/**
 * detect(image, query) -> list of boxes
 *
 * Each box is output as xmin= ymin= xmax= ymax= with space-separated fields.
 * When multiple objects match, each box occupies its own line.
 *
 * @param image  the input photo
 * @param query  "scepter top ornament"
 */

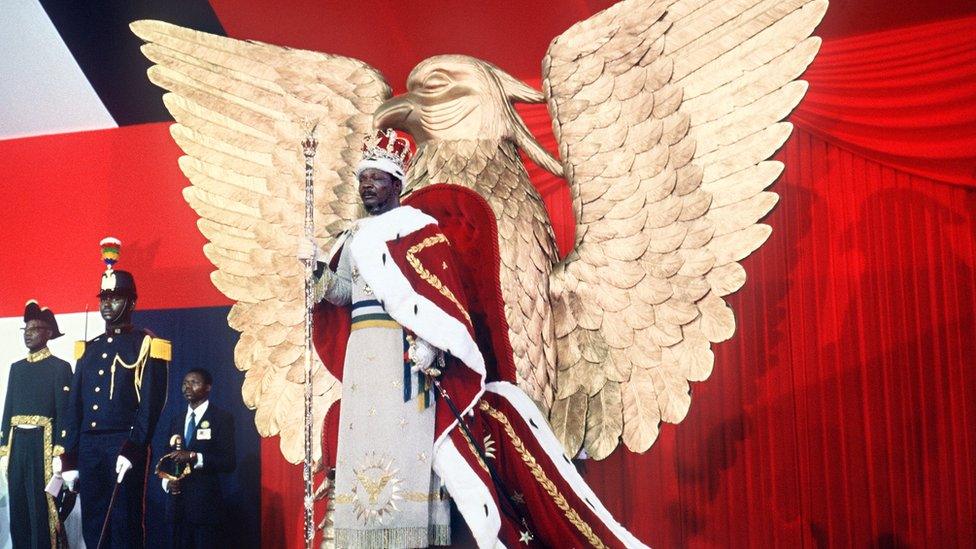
xmin=300 ymin=118 xmax=318 ymax=161
xmin=355 ymin=128 xmax=412 ymax=181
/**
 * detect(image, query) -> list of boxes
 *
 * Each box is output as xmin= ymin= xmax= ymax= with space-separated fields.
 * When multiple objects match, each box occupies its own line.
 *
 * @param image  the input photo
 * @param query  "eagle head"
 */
xmin=375 ymin=55 xmax=562 ymax=176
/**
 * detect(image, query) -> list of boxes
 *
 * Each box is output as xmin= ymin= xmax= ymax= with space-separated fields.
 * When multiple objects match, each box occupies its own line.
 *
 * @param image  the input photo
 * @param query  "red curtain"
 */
xmin=793 ymin=16 xmax=976 ymax=188
xmin=583 ymin=127 xmax=976 ymax=546
xmin=578 ymin=16 xmax=976 ymax=546
xmin=260 ymin=15 xmax=976 ymax=547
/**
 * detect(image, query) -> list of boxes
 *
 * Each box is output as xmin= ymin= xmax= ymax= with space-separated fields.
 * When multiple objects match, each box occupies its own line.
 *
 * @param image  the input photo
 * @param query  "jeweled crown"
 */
xmin=361 ymin=129 xmax=412 ymax=172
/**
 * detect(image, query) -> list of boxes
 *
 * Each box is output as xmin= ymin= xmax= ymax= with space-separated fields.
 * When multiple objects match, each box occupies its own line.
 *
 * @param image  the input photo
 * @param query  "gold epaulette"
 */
xmin=74 ymin=341 xmax=86 ymax=360
xmin=149 ymin=337 xmax=172 ymax=361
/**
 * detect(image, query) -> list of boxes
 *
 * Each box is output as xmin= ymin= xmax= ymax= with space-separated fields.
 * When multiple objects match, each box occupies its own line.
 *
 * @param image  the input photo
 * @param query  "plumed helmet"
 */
xmin=97 ymin=237 xmax=137 ymax=298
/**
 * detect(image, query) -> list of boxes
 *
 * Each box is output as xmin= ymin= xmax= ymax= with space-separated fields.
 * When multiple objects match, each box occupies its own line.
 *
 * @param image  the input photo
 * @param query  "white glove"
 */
xmin=0 ymin=455 xmax=7 ymax=478
xmin=408 ymin=338 xmax=440 ymax=375
xmin=116 ymin=455 xmax=132 ymax=483
xmin=297 ymin=236 xmax=320 ymax=263
xmin=52 ymin=456 xmax=62 ymax=474
xmin=62 ymin=469 xmax=79 ymax=491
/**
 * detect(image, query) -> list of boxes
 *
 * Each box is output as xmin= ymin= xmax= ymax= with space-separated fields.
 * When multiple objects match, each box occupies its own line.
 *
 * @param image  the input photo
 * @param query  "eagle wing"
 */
xmin=545 ymin=0 xmax=826 ymax=458
xmin=131 ymin=20 xmax=391 ymax=463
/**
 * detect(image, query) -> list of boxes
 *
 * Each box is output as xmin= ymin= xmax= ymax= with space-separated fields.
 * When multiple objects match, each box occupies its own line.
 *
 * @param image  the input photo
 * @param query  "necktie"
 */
xmin=185 ymin=411 xmax=196 ymax=444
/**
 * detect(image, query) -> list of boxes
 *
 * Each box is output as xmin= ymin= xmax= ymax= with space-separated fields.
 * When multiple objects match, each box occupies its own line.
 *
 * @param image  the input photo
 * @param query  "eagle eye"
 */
xmin=423 ymin=72 xmax=451 ymax=92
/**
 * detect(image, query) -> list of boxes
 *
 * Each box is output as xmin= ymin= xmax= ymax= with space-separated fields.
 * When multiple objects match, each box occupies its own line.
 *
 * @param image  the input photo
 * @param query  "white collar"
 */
xmin=187 ymin=400 xmax=209 ymax=420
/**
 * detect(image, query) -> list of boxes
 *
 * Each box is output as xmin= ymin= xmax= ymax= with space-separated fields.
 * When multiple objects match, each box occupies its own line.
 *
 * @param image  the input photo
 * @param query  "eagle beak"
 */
xmin=374 ymin=95 xmax=415 ymax=132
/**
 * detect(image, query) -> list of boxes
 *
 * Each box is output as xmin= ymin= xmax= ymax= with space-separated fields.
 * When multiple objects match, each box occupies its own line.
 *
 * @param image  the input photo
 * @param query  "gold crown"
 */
xmin=361 ymin=129 xmax=412 ymax=169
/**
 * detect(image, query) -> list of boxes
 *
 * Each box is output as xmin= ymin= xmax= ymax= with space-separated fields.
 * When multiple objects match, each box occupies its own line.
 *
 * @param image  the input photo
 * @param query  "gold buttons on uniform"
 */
xmin=98 ymin=369 xmax=104 ymax=375
xmin=61 ymin=430 xmax=66 ymax=437
xmin=95 ymin=387 xmax=100 ymax=393
xmin=102 ymin=353 xmax=108 ymax=358
xmin=90 ymin=422 xmax=97 ymax=428
xmin=107 ymin=337 xmax=113 ymax=343
xmin=63 ymin=386 xmax=70 ymax=392
xmin=92 ymin=405 xmax=99 ymax=410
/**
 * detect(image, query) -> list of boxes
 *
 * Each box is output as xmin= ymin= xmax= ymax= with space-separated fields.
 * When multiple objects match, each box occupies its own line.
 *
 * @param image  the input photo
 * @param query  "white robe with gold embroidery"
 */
xmin=322 ymin=213 xmax=451 ymax=548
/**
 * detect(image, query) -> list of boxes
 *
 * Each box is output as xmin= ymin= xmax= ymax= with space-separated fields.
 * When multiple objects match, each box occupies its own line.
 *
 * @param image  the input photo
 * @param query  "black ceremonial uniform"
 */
xmin=62 ymin=326 xmax=170 ymax=549
xmin=0 ymin=348 xmax=72 ymax=549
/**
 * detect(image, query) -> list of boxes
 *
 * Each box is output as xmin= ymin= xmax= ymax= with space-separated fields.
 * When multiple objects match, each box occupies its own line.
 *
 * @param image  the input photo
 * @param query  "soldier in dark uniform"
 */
xmin=0 ymin=301 xmax=72 ymax=549
xmin=61 ymin=238 xmax=171 ymax=549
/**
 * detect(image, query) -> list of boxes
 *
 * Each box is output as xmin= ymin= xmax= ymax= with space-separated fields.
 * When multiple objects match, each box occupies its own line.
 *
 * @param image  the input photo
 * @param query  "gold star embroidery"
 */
xmin=391 ymin=379 xmax=401 ymax=389
xmin=365 ymin=353 xmax=376 ymax=362
xmin=511 ymin=492 xmax=525 ymax=504
xmin=441 ymin=261 xmax=448 ymax=270
xmin=398 ymin=418 xmax=408 ymax=429
xmin=368 ymin=407 xmax=377 ymax=417
xmin=417 ymin=452 xmax=428 ymax=464
xmin=348 ymin=422 xmax=354 ymax=430
xmin=350 ymin=383 xmax=358 ymax=393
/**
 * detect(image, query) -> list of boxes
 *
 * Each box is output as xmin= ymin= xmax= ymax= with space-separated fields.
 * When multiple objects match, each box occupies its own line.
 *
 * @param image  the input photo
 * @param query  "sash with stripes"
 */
xmin=350 ymin=299 xmax=398 ymax=330
xmin=350 ymin=299 xmax=433 ymax=408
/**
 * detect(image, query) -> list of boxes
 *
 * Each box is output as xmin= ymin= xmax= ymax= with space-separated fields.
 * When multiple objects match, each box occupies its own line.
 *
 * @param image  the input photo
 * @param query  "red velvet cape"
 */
xmin=314 ymin=185 xmax=513 ymax=465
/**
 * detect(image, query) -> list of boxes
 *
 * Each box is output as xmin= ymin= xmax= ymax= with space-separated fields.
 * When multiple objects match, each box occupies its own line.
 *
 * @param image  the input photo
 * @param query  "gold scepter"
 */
xmin=300 ymin=119 xmax=319 ymax=549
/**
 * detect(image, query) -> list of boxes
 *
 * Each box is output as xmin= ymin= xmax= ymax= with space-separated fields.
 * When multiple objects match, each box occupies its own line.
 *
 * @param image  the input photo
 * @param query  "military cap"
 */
xmin=24 ymin=299 xmax=64 ymax=339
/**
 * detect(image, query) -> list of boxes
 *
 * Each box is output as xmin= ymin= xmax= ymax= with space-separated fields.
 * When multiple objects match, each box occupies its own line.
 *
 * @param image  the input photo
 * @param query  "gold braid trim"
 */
xmin=478 ymin=401 xmax=607 ymax=549
xmin=458 ymin=425 xmax=490 ymax=474
xmin=333 ymin=490 xmax=446 ymax=504
xmin=27 ymin=348 xmax=52 ymax=363
xmin=405 ymin=234 xmax=472 ymax=325
xmin=110 ymin=335 xmax=151 ymax=401
xmin=9 ymin=415 xmax=58 ymax=548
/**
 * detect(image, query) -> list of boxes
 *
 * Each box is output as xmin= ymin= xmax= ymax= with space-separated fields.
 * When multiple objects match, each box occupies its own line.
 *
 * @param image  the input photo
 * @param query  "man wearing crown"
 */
xmin=0 ymin=301 xmax=73 ymax=548
xmin=302 ymin=129 xmax=455 ymax=547
xmin=60 ymin=240 xmax=171 ymax=549
xmin=305 ymin=130 xmax=645 ymax=548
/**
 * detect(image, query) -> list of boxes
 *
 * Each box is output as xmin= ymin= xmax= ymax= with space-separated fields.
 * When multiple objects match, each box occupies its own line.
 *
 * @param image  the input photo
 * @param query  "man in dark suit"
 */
xmin=162 ymin=368 xmax=236 ymax=548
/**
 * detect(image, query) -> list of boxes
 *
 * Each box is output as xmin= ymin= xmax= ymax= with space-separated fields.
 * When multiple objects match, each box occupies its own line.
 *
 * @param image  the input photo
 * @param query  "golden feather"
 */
xmin=545 ymin=0 xmax=827 ymax=456
xmin=132 ymin=20 xmax=390 ymax=464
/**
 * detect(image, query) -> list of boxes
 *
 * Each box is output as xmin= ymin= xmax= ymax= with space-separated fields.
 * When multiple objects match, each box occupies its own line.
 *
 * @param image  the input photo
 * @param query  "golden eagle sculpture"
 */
xmin=133 ymin=0 xmax=827 ymax=464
